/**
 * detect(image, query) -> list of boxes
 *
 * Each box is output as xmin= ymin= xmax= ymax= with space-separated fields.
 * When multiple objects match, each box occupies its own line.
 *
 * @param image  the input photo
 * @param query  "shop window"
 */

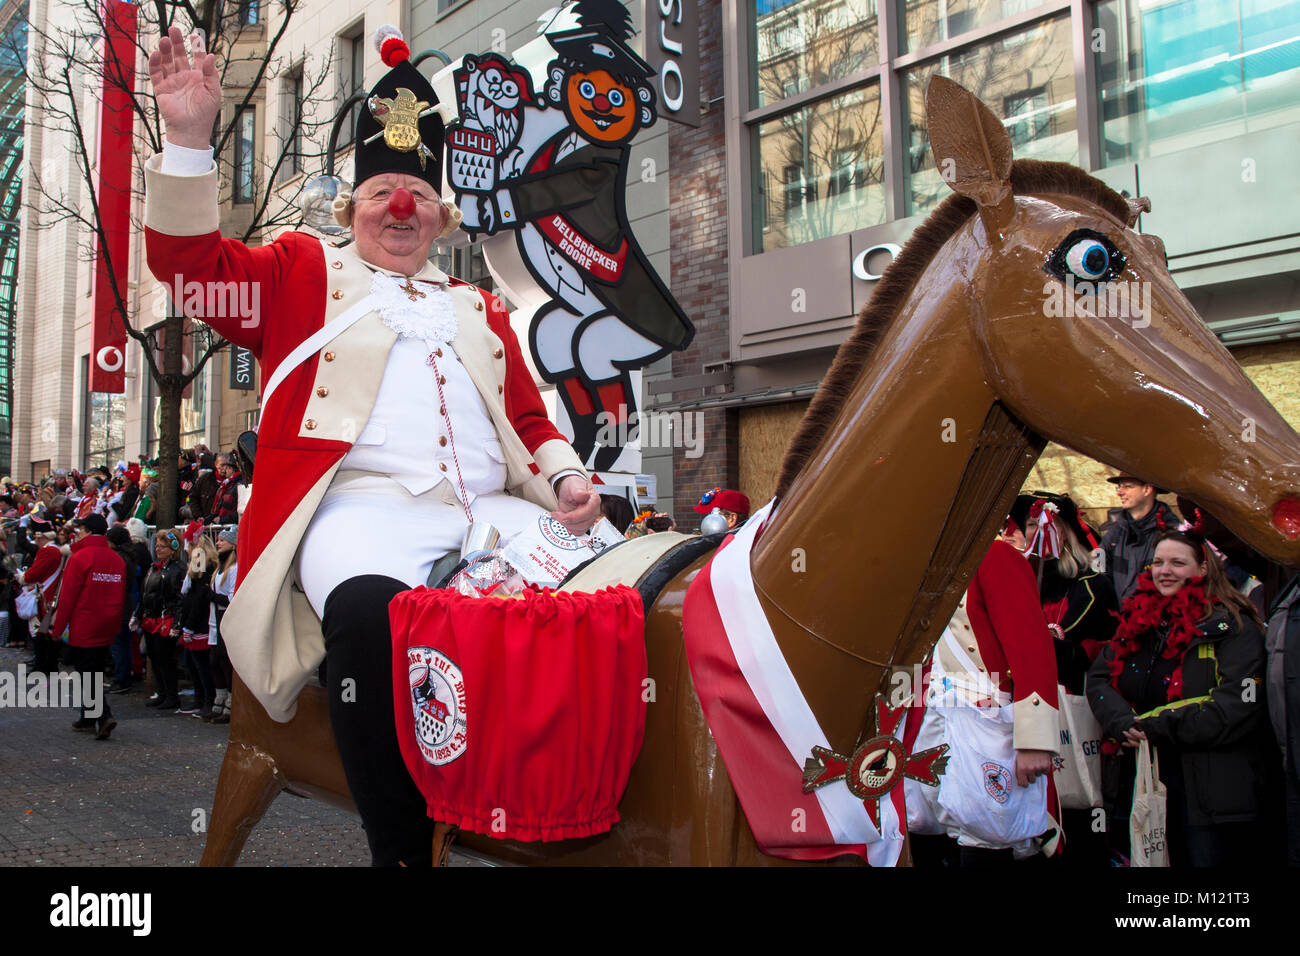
xmin=750 ymin=0 xmax=880 ymax=109
xmin=1095 ymin=0 xmax=1300 ymax=165
xmin=902 ymin=15 xmax=1076 ymax=215
xmin=753 ymin=84 xmax=886 ymax=252
xmin=233 ymin=106 xmax=255 ymax=203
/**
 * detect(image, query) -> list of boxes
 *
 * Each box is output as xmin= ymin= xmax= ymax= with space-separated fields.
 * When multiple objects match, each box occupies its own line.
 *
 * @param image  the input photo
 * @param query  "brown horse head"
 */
xmin=929 ymin=75 xmax=1300 ymax=565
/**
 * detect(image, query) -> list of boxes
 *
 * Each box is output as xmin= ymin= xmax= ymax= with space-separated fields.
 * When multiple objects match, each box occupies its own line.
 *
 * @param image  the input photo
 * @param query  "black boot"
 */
xmin=322 ymin=575 xmax=434 ymax=867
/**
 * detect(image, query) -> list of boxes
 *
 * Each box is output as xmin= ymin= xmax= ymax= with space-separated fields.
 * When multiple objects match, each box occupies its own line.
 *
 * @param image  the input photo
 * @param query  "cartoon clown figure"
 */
xmin=449 ymin=0 xmax=694 ymax=471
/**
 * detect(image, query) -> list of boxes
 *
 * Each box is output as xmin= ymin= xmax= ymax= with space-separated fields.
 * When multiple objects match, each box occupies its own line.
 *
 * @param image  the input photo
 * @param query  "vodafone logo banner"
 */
xmin=90 ymin=0 xmax=138 ymax=394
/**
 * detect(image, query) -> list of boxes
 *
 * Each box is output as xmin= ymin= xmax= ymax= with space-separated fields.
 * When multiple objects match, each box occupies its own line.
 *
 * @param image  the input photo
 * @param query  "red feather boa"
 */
xmin=1100 ymin=572 xmax=1213 ymax=754
xmin=1108 ymin=571 xmax=1210 ymax=701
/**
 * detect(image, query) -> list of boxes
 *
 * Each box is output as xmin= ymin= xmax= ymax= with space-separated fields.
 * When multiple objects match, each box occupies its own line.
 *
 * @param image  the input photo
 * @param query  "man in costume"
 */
xmin=145 ymin=25 xmax=600 ymax=865
xmin=908 ymin=539 xmax=1061 ymax=862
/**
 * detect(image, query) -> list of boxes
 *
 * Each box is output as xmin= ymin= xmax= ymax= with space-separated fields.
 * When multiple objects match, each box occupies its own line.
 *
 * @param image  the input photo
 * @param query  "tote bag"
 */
xmin=1129 ymin=739 xmax=1169 ymax=867
xmin=1054 ymin=688 xmax=1103 ymax=809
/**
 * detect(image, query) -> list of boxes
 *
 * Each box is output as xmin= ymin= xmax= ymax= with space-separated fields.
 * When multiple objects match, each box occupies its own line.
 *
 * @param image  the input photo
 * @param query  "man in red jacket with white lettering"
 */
xmin=48 ymin=514 xmax=126 ymax=739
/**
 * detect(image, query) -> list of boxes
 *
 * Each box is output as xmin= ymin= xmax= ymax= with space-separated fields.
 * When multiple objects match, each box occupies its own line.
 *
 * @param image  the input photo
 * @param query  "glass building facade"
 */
xmin=740 ymin=0 xmax=1300 ymax=253
xmin=0 ymin=6 xmax=25 ymax=476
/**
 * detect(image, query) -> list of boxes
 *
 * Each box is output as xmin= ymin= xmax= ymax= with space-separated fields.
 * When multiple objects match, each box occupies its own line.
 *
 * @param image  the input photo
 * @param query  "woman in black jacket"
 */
xmin=1086 ymin=527 xmax=1281 ymax=866
xmin=177 ymin=537 xmax=217 ymax=718
xmin=139 ymin=529 xmax=187 ymax=710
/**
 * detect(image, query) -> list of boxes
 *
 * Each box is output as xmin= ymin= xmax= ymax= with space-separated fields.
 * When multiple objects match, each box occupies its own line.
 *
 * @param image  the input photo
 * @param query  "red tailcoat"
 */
xmin=143 ymin=154 xmax=586 ymax=721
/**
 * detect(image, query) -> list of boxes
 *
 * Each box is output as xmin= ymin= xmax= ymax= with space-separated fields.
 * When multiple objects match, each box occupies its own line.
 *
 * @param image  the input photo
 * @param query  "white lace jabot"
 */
xmin=370 ymin=271 xmax=458 ymax=345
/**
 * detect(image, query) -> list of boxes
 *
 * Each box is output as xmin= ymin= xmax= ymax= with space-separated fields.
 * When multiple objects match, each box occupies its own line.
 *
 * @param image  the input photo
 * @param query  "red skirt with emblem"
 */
xmin=389 ymin=585 xmax=646 ymax=842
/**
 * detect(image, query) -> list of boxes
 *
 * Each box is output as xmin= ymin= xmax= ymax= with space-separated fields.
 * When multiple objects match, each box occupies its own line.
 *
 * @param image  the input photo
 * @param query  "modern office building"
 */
xmin=659 ymin=0 xmax=1300 ymax=522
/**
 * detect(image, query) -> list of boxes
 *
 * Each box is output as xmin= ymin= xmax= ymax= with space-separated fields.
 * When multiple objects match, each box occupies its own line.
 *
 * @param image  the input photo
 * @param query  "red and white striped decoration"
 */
xmin=682 ymin=501 xmax=906 ymax=865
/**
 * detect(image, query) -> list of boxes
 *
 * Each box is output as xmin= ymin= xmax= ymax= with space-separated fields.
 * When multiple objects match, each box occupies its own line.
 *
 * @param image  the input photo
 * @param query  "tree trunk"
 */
xmin=153 ymin=313 xmax=185 ymax=529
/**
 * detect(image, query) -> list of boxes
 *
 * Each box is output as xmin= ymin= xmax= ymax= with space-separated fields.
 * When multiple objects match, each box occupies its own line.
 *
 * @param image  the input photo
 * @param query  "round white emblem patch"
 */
xmin=408 ymin=646 xmax=467 ymax=766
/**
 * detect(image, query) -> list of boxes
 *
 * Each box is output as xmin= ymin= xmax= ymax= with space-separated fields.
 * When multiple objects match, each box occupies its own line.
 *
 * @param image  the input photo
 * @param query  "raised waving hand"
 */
xmin=148 ymin=25 xmax=221 ymax=150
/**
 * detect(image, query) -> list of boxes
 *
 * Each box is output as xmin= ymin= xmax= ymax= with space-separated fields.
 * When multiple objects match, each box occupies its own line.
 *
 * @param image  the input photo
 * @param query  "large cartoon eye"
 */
xmin=607 ymin=88 xmax=625 ymax=107
xmin=578 ymin=80 xmax=596 ymax=100
xmin=502 ymin=80 xmax=518 ymax=97
xmin=1044 ymin=228 xmax=1126 ymax=285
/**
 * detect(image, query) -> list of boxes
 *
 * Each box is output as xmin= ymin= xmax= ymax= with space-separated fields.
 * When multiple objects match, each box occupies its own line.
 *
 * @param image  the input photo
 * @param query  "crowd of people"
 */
xmin=3 ymin=450 xmax=1294 ymax=867
xmin=0 ymin=445 xmax=246 ymax=735
xmin=912 ymin=471 xmax=1297 ymax=868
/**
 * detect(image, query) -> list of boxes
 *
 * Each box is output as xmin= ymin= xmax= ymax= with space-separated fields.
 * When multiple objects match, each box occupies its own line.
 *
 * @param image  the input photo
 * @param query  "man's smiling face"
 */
xmin=350 ymin=172 xmax=447 ymax=276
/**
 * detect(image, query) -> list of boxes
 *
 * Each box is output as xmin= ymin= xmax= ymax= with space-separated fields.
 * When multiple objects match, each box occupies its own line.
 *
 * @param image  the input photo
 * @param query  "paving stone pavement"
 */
xmin=0 ymin=645 xmax=371 ymax=866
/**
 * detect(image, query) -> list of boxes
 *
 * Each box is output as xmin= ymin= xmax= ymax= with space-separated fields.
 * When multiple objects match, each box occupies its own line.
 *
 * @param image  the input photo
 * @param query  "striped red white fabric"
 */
xmin=682 ymin=501 xmax=906 ymax=865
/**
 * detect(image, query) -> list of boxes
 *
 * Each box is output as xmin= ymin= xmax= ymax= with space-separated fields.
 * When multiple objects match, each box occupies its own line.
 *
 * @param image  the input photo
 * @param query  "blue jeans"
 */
xmin=110 ymin=623 xmax=132 ymax=686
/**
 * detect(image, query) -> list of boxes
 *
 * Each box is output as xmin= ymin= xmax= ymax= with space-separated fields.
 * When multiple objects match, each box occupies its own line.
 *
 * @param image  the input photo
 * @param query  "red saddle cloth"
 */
xmin=389 ymin=585 xmax=647 ymax=841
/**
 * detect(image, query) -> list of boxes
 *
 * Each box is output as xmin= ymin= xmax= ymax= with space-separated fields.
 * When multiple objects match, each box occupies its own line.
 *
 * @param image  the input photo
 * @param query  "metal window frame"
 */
xmin=731 ymin=0 xmax=1084 ymax=259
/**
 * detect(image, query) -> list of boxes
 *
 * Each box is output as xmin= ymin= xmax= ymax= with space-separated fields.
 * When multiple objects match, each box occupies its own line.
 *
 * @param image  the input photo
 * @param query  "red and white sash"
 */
xmin=682 ymin=500 xmax=905 ymax=865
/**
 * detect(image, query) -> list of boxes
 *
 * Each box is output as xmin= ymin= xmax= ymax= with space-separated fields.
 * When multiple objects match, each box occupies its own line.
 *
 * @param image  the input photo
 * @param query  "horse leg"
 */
xmin=200 ymin=741 xmax=283 ymax=867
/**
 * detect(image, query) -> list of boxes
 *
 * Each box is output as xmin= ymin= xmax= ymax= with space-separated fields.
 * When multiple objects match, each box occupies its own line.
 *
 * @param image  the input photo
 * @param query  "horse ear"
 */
xmin=925 ymin=75 xmax=1014 ymax=234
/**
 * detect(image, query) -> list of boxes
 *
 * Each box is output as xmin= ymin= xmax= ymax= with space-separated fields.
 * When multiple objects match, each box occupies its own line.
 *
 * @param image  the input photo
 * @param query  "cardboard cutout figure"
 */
xmin=446 ymin=0 xmax=694 ymax=471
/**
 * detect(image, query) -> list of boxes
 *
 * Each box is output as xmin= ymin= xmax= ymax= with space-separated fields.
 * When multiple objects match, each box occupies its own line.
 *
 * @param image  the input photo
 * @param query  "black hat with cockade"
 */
xmin=353 ymin=26 xmax=444 ymax=192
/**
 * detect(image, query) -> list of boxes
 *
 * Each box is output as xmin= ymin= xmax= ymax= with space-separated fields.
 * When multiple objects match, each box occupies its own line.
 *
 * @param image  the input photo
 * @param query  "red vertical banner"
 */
xmin=91 ymin=0 xmax=138 ymax=394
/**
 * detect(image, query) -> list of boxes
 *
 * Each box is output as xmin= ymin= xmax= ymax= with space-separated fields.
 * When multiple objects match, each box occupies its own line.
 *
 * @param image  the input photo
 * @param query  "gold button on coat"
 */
xmin=332 ymin=290 xmax=344 ymax=300
xmin=304 ymin=419 xmax=316 ymax=430
xmin=331 ymin=261 xmax=342 ymax=269
xmin=493 ymin=348 xmax=503 ymax=359
xmin=497 ymin=384 xmax=504 ymax=394
xmin=439 ymin=436 xmax=447 ymax=447
xmin=474 ymin=300 xmax=484 ymax=311
xmin=323 ymin=351 xmax=335 ymax=362
xmin=439 ymin=463 xmax=447 ymax=472
xmin=316 ymin=386 xmax=329 ymax=397
xmin=438 ymin=375 xmax=446 ymax=385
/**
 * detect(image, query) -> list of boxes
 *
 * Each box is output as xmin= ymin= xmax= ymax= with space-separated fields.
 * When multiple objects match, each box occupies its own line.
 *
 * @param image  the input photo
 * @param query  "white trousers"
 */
xmin=294 ymin=472 xmax=551 ymax=619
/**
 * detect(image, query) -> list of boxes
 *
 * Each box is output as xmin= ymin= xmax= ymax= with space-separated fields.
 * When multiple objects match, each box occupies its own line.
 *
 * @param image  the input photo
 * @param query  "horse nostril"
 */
xmin=1273 ymin=497 xmax=1300 ymax=539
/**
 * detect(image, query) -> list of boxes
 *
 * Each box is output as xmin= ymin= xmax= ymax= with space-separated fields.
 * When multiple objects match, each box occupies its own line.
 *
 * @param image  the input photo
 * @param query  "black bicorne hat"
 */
xmin=353 ymin=27 xmax=444 ymax=192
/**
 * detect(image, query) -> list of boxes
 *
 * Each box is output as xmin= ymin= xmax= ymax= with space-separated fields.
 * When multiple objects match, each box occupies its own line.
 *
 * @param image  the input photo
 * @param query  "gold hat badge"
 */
xmin=366 ymin=87 xmax=439 ymax=170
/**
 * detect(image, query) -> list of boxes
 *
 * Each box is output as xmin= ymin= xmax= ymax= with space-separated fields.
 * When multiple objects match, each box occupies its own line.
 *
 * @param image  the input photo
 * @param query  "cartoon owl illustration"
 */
xmin=460 ymin=56 xmax=527 ymax=155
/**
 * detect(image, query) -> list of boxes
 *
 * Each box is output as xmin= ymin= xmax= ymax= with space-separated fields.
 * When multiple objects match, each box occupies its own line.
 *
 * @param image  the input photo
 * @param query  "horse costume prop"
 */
xmin=200 ymin=76 xmax=1300 ymax=866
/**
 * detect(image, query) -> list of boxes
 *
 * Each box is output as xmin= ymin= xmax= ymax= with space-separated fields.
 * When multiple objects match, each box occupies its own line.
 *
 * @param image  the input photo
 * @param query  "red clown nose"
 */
xmin=388 ymin=187 xmax=416 ymax=221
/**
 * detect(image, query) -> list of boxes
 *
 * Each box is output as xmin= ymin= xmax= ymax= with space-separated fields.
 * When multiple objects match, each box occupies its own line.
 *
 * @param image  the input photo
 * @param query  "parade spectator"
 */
xmin=105 ymin=525 xmax=141 ymax=694
xmin=599 ymin=494 xmax=636 ymax=534
xmin=1009 ymin=493 xmax=1119 ymax=693
xmin=1099 ymin=472 xmax=1176 ymax=601
xmin=1266 ymin=572 xmax=1300 ymax=866
xmin=693 ymin=488 xmax=750 ymax=530
xmin=132 ymin=470 xmax=158 ymax=523
xmin=1086 ymin=529 xmax=1281 ymax=866
xmin=18 ymin=521 xmax=69 ymax=674
xmin=178 ymin=537 xmax=218 ymax=718
xmin=46 ymin=515 xmax=125 ymax=740
xmin=209 ymin=453 xmax=242 ymax=525
xmin=910 ymin=539 xmax=1060 ymax=865
xmin=187 ymin=452 xmax=219 ymax=521
xmin=1008 ymin=492 xmax=1118 ymax=867
xmin=140 ymin=529 xmax=187 ymax=710
xmin=206 ymin=527 xmax=238 ymax=723
xmin=74 ymin=477 xmax=101 ymax=520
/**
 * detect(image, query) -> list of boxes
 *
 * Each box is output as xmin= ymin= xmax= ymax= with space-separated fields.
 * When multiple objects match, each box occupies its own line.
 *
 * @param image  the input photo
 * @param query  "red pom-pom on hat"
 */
xmin=375 ymin=24 xmax=409 ymax=67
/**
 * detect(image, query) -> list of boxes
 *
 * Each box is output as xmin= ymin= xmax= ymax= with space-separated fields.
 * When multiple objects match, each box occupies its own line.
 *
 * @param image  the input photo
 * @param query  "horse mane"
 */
xmin=774 ymin=159 xmax=1133 ymax=499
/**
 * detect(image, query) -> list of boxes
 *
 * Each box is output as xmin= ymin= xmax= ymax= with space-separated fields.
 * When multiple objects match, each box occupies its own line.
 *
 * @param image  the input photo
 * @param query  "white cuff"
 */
xmin=161 ymin=140 xmax=216 ymax=177
xmin=550 ymin=469 xmax=584 ymax=492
